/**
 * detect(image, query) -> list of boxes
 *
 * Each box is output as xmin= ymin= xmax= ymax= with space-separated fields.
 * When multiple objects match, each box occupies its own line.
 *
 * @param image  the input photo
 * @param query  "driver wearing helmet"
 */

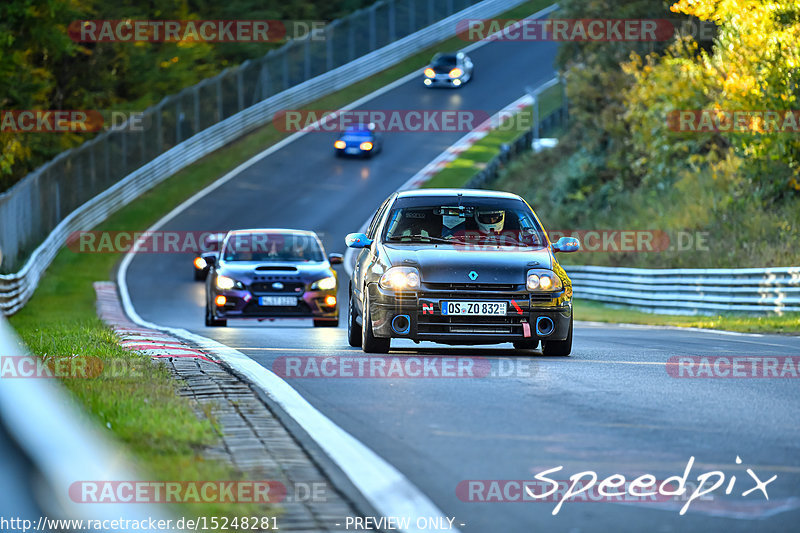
xmin=475 ymin=209 xmax=505 ymax=235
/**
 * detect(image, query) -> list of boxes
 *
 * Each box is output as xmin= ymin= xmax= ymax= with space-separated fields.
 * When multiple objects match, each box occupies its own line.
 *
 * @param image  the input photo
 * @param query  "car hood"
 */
xmin=217 ymin=261 xmax=332 ymax=283
xmin=383 ymin=245 xmax=552 ymax=284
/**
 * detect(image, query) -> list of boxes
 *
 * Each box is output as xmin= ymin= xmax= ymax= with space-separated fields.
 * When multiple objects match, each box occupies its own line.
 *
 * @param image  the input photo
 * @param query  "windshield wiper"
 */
xmin=387 ymin=234 xmax=454 ymax=244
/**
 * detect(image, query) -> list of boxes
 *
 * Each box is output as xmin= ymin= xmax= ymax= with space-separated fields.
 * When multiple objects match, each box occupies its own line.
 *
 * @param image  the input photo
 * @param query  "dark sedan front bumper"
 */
xmin=211 ymin=286 xmax=338 ymax=320
xmin=366 ymin=282 xmax=571 ymax=345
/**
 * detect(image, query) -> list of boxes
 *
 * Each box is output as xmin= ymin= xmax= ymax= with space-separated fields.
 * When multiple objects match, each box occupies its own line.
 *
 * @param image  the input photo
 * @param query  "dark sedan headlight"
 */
xmin=526 ymin=269 xmax=562 ymax=291
xmin=215 ymin=275 xmax=245 ymax=290
xmin=379 ymin=266 xmax=420 ymax=290
xmin=311 ymin=276 xmax=337 ymax=290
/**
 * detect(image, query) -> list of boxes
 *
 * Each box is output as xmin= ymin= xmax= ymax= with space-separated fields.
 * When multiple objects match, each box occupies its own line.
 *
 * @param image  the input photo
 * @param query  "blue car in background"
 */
xmin=334 ymin=123 xmax=383 ymax=158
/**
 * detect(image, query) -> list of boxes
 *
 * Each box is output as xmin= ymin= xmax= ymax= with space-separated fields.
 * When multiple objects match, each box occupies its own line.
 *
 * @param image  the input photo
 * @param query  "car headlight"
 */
xmin=424 ymin=68 xmax=435 ymax=78
xmin=311 ymin=276 xmax=337 ymax=291
xmin=215 ymin=275 xmax=245 ymax=290
xmin=334 ymin=140 xmax=346 ymax=149
xmin=449 ymin=68 xmax=463 ymax=78
xmin=193 ymin=257 xmax=207 ymax=270
xmin=379 ymin=267 xmax=421 ymax=291
xmin=360 ymin=141 xmax=373 ymax=151
xmin=526 ymin=269 xmax=562 ymax=291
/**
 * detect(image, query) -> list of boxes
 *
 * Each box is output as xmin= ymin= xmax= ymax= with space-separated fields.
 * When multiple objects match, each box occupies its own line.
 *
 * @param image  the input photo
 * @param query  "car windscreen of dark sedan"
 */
xmin=383 ymin=196 xmax=547 ymax=247
xmin=222 ymin=233 xmax=325 ymax=262
xmin=432 ymin=54 xmax=458 ymax=71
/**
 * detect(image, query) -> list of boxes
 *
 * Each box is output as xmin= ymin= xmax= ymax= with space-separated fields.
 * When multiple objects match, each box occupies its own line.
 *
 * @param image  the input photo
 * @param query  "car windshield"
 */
xmin=432 ymin=55 xmax=458 ymax=67
xmin=222 ymin=233 xmax=324 ymax=262
xmin=383 ymin=197 xmax=546 ymax=247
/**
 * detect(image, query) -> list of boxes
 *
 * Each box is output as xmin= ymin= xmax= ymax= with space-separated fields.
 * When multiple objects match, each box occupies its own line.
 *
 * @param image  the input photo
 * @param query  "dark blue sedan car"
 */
xmin=334 ymin=123 xmax=383 ymax=158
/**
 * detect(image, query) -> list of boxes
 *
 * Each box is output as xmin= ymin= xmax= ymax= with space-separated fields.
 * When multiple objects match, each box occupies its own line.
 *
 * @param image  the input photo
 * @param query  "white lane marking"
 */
xmin=118 ymin=5 xmax=560 ymax=530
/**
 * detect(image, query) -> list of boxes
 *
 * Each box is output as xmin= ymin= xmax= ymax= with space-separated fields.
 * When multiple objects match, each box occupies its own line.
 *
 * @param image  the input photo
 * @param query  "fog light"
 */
xmin=452 ymin=79 xmax=462 ymax=87
xmin=424 ymin=78 xmax=432 ymax=86
xmin=324 ymin=295 xmax=337 ymax=306
xmin=215 ymin=295 xmax=226 ymax=306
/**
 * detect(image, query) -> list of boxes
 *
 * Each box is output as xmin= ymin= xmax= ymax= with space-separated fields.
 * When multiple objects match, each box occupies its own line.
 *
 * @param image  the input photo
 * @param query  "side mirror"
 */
xmin=328 ymin=253 xmax=344 ymax=265
xmin=200 ymin=252 xmax=218 ymax=267
xmin=345 ymin=233 xmax=373 ymax=249
xmin=552 ymin=237 xmax=580 ymax=253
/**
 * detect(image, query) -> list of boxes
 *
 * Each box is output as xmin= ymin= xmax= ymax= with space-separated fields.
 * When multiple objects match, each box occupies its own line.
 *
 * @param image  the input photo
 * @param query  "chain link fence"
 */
xmin=0 ymin=0 xmax=493 ymax=273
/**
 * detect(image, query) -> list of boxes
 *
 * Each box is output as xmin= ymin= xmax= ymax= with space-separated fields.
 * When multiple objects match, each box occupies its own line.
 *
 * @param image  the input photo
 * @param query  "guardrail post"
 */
xmin=216 ymin=78 xmax=223 ymax=122
xmin=282 ymin=52 xmax=290 ymax=89
xmin=369 ymin=6 xmax=377 ymax=50
xmin=237 ymin=67 xmax=245 ymax=111
xmin=389 ymin=0 xmax=397 ymax=41
xmin=304 ymin=40 xmax=311 ymax=81
xmin=194 ymin=85 xmax=201 ymax=130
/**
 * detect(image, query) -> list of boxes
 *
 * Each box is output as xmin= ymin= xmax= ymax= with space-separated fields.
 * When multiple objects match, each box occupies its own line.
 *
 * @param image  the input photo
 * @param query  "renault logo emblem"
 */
xmin=272 ymin=282 xmax=284 ymax=290
xmin=468 ymin=271 xmax=478 ymax=281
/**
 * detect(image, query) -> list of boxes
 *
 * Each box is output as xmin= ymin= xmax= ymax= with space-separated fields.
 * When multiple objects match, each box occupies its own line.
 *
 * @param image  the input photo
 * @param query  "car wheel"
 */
xmin=513 ymin=339 xmax=539 ymax=351
xmin=362 ymin=294 xmax=390 ymax=353
xmin=542 ymin=315 xmax=572 ymax=356
xmin=347 ymin=289 xmax=362 ymax=347
xmin=194 ymin=268 xmax=205 ymax=281
xmin=205 ymin=303 xmax=227 ymax=327
xmin=314 ymin=318 xmax=339 ymax=327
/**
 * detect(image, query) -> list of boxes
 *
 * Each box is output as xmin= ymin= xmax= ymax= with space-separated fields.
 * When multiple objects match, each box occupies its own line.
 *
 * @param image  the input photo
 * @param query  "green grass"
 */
xmin=7 ymin=0 xmax=555 ymax=518
xmin=422 ymin=83 xmax=563 ymax=189
xmin=575 ymin=299 xmax=800 ymax=334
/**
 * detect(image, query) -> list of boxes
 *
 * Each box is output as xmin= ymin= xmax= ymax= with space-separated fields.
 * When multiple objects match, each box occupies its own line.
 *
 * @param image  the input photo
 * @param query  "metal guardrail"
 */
xmin=0 ymin=0 xmax=534 ymax=315
xmin=0 ymin=317 xmax=176 ymax=529
xmin=566 ymin=265 xmax=800 ymax=314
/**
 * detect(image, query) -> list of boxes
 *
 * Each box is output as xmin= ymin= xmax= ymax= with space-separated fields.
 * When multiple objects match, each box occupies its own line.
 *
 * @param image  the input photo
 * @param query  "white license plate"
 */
xmin=345 ymin=147 xmax=360 ymax=154
xmin=259 ymin=296 xmax=297 ymax=306
xmin=440 ymin=301 xmax=506 ymax=316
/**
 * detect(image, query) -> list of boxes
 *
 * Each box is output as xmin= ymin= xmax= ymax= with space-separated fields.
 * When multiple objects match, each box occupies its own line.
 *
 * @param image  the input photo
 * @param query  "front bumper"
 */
xmin=366 ymin=283 xmax=571 ymax=344
xmin=423 ymin=74 xmax=465 ymax=87
xmin=211 ymin=287 xmax=338 ymax=320
xmin=336 ymin=145 xmax=373 ymax=157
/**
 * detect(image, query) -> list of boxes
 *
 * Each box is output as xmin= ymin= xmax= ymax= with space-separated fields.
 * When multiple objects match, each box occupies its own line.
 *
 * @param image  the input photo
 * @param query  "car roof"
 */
xmin=395 ymin=188 xmax=523 ymax=201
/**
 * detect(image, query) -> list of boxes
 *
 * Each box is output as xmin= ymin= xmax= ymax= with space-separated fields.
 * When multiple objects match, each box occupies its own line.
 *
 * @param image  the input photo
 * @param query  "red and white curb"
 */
xmin=400 ymin=94 xmax=533 ymax=190
xmin=94 ymin=281 xmax=219 ymax=363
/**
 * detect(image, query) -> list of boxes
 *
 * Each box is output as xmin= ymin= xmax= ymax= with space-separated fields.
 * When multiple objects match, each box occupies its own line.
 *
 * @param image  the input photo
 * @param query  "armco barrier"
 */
xmin=0 ymin=0 xmax=544 ymax=315
xmin=566 ymin=265 xmax=800 ymax=314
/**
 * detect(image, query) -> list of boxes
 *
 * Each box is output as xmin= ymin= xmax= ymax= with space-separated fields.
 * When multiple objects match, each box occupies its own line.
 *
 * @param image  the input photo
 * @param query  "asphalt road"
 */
xmin=124 ymin=28 xmax=800 ymax=533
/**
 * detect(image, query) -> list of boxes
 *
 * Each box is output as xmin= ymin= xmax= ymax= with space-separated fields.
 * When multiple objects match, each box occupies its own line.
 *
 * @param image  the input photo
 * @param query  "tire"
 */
xmin=347 ymin=289 xmax=362 ymax=347
xmin=205 ymin=303 xmax=227 ymax=327
xmin=513 ymin=339 xmax=539 ymax=351
xmin=314 ymin=318 xmax=339 ymax=327
xmin=194 ymin=268 xmax=205 ymax=281
xmin=361 ymin=294 xmax=390 ymax=353
xmin=542 ymin=315 xmax=572 ymax=356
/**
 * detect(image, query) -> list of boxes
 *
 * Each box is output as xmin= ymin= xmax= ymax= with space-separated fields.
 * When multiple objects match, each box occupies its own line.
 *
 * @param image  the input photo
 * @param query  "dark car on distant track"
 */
xmin=345 ymin=189 xmax=580 ymax=354
xmin=203 ymin=229 xmax=342 ymax=327
xmin=334 ymin=123 xmax=383 ymax=158
xmin=193 ymin=232 xmax=227 ymax=280
xmin=423 ymin=52 xmax=473 ymax=87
